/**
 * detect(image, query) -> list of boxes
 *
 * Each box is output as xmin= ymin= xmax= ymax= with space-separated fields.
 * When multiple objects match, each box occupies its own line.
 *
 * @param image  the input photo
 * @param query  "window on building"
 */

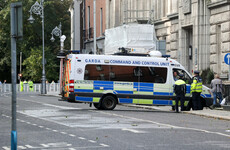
xmin=109 ymin=0 xmax=112 ymax=28
xmin=100 ymin=8 xmax=103 ymax=36
xmin=87 ymin=6 xmax=90 ymax=38
xmin=217 ymin=25 xmax=222 ymax=74
xmin=120 ymin=0 xmax=123 ymax=24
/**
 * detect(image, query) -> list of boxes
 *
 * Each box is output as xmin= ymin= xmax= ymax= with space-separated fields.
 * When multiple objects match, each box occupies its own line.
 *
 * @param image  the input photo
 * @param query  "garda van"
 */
xmin=62 ymin=51 xmax=213 ymax=110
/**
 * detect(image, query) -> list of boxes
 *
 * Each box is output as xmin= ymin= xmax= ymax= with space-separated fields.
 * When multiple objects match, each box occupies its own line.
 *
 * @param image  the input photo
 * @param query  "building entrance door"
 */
xmin=185 ymin=28 xmax=193 ymax=74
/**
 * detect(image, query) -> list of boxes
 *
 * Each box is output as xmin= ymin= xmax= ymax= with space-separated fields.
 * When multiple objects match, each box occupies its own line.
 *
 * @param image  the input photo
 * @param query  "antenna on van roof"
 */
xmin=114 ymin=47 xmax=150 ymax=57
xmin=118 ymin=47 xmax=130 ymax=54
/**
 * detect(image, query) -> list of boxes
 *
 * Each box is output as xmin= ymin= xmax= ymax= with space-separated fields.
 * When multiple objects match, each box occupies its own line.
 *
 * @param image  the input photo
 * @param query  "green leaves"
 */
xmin=22 ymin=46 xmax=60 ymax=82
xmin=0 ymin=0 xmax=71 ymax=82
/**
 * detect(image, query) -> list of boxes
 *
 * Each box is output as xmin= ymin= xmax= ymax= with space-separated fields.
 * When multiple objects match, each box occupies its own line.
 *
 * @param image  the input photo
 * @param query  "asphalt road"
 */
xmin=0 ymin=92 xmax=230 ymax=150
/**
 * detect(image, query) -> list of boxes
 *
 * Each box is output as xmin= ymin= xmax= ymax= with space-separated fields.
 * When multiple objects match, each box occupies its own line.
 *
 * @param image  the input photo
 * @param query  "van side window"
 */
xmin=134 ymin=67 xmax=143 ymax=77
xmin=85 ymin=64 xmax=138 ymax=82
xmin=84 ymin=64 xmax=110 ymax=81
xmin=84 ymin=65 xmax=167 ymax=83
xmin=172 ymin=68 xmax=192 ymax=84
xmin=110 ymin=65 xmax=138 ymax=82
xmin=140 ymin=67 xmax=167 ymax=83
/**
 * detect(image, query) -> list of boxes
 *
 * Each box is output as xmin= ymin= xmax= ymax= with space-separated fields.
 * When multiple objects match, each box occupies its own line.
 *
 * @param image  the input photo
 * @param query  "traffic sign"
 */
xmin=224 ymin=53 xmax=230 ymax=65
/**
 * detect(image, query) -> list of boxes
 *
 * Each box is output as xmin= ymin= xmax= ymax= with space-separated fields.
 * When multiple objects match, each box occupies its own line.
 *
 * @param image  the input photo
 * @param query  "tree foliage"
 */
xmin=0 ymin=0 xmax=72 ymax=83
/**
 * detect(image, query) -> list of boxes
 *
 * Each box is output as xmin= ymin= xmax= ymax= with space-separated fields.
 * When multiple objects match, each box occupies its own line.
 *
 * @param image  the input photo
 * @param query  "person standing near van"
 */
xmin=172 ymin=70 xmax=179 ymax=111
xmin=28 ymin=80 xmax=34 ymax=92
xmin=210 ymin=74 xmax=223 ymax=107
xmin=191 ymin=71 xmax=203 ymax=110
xmin=3 ymin=80 xmax=6 ymax=92
xmin=174 ymin=74 xmax=186 ymax=113
xmin=20 ymin=80 xmax=23 ymax=92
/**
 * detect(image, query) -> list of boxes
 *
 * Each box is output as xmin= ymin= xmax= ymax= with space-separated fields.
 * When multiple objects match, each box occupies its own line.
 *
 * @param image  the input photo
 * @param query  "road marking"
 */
xmin=16 ymin=97 xmax=230 ymax=140
xmin=1 ymin=113 xmax=110 ymax=147
xmin=78 ymin=137 xmax=86 ymax=140
xmin=88 ymin=140 xmax=97 ymax=143
xmin=61 ymin=132 xmax=67 ymax=134
xmin=2 ymin=146 xmax=10 ymax=150
xmin=122 ymin=128 xmax=144 ymax=133
xmin=18 ymin=98 xmax=80 ymax=110
xmin=100 ymin=143 xmax=109 ymax=147
xmin=2 ymin=145 xmax=110 ymax=150
xmin=26 ymin=122 xmax=31 ymax=124
xmin=43 ymin=103 xmax=81 ymax=110
xmin=92 ymin=110 xmax=230 ymax=138
xmin=25 ymin=145 xmax=34 ymax=148
xmin=69 ymin=134 xmax=76 ymax=137
xmin=18 ymin=146 xmax=27 ymax=149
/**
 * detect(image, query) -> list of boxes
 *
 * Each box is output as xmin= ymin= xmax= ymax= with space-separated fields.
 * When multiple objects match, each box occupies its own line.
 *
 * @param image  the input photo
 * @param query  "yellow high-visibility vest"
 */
xmin=191 ymin=76 xmax=202 ymax=93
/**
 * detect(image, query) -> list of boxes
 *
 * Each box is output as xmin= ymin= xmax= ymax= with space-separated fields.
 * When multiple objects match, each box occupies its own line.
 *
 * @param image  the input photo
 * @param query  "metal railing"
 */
xmin=223 ymin=84 xmax=230 ymax=104
xmin=0 ymin=83 xmax=60 ymax=93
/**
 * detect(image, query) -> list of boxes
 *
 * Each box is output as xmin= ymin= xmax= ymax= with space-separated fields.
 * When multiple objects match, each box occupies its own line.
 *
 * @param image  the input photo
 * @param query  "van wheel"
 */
xmin=101 ymin=96 xmax=117 ymax=110
xmin=93 ymin=103 xmax=103 ymax=110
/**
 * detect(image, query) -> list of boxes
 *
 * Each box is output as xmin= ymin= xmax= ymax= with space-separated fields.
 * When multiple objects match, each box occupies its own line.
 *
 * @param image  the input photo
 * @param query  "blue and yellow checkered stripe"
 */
xmin=119 ymin=98 xmax=173 ymax=105
xmin=74 ymin=80 xmax=211 ymax=104
xmin=75 ymin=81 xmax=174 ymax=95
xmin=76 ymin=96 xmax=100 ymax=103
xmin=75 ymin=96 xmax=191 ymax=106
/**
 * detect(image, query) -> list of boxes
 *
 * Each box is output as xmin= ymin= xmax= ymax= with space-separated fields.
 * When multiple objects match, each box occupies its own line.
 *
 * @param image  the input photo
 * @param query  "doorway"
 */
xmin=184 ymin=27 xmax=193 ymax=73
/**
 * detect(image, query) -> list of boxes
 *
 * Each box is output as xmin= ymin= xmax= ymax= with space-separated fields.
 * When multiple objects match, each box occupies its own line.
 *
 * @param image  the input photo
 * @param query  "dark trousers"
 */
xmin=175 ymin=94 xmax=185 ymax=112
xmin=192 ymin=92 xmax=202 ymax=110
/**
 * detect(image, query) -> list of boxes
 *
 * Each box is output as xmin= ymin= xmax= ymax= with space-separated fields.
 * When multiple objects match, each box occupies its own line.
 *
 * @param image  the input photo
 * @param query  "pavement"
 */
xmin=45 ymin=91 xmax=230 ymax=121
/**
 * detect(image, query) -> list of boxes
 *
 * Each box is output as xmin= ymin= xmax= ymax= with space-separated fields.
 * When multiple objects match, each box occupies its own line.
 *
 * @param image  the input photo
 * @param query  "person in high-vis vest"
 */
xmin=174 ymin=74 xmax=186 ymax=113
xmin=28 ymin=80 xmax=34 ymax=92
xmin=20 ymin=80 xmax=23 ymax=92
xmin=191 ymin=70 xmax=203 ymax=110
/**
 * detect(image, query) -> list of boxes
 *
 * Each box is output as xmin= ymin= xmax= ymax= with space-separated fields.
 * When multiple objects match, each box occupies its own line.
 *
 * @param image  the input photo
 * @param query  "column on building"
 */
xmin=171 ymin=0 xmax=178 ymax=14
xmin=198 ymin=0 xmax=210 ymax=71
xmin=70 ymin=0 xmax=82 ymax=51
xmin=209 ymin=1 xmax=230 ymax=77
xmin=178 ymin=0 xmax=192 ymax=72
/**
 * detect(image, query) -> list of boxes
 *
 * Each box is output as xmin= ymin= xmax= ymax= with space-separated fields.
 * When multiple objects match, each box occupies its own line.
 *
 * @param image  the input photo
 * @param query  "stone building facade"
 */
xmin=69 ymin=0 xmax=82 ymax=51
xmin=106 ymin=0 xmax=230 ymax=77
xmin=84 ymin=0 xmax=106 ymax=54
xmin=70 ymin=0 xmax=106 ymax=54
xmin=70 ymin=0 xmax=230 ymax=77
xmin=208 ymin=0 xmax=230 ymax=78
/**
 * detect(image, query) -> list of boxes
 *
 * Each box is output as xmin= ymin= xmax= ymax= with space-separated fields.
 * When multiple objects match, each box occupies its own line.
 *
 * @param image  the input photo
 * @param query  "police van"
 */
xmin=62 ymin=51 xmax=213 ymax=110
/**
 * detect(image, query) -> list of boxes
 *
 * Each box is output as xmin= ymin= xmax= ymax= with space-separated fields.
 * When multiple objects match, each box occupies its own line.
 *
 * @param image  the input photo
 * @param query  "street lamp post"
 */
xmin=28 ymin=0 xmax=46 ymax=94
xmin=50 ymin=23 xmax=66 ymax=95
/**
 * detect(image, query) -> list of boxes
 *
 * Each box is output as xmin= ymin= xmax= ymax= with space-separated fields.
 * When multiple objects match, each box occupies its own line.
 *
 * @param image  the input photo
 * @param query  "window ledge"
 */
xmin=208 ymin=0 xmax=230 ymax=9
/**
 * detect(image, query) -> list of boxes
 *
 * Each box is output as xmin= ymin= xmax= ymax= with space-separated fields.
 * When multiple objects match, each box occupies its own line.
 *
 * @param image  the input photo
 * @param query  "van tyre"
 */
xmin=93 ymin=103 xmax=103 ymax=110
xmin=101 ymin=96 xmax=117 ymax=110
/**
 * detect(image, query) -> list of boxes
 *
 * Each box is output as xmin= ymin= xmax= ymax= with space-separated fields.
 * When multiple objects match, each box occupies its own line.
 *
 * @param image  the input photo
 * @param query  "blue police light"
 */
xmin=162 ymin=55 xmax=171 ymax=58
